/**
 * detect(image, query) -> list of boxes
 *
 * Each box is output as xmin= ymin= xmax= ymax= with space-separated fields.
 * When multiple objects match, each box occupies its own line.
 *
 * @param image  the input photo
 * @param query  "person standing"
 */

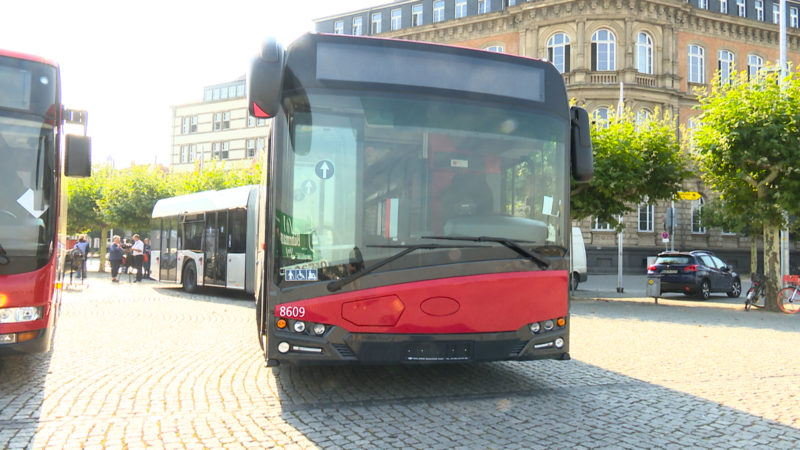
xmin=108 ymin=235 xmax=123 ymax=282
xmin=131 ymin=234 xmax=145 ymax=282
xmin=143 ymin=237 xmax=152 ymax=278
xmin=75 ymin=235 xmax=90 ymax=279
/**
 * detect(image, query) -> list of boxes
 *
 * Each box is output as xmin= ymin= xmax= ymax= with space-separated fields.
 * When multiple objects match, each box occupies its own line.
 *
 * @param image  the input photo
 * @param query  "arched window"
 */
xmin=692 ymin=196 xmax=706 ymax=234
xmin=593 ymin=107 xmax=610 ymax=128
xmin=591 ymin=29 xmax=616 ymax=71
xmin=688 ymin=45 xmax=705 ymax=84
xmin=718 ymin=50 xmax=735 ymax=85
xmin=547 ymin=33 xmax=571 ymax=73
xmin=635 ymin=32 xmax=654 ymax=74
xmin=747 ymin=54 xmax=764 ymax=80
xmin=635 ymin=109 xmax=651 ymax=128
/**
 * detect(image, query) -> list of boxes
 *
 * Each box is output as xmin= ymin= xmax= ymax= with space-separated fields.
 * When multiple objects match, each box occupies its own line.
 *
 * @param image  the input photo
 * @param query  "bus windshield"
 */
xmin=0 ymin=57 xmax=59 ymax=275
xmin=274 ymin=89 xmax=568 ymax=284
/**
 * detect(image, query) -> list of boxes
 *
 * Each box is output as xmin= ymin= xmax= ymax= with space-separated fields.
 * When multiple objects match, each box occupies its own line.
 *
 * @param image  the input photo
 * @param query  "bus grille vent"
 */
xmin=332 ymin=344 xmax=356 ymax=358
xmin=508 ymin=343 xmax=526 ymax=357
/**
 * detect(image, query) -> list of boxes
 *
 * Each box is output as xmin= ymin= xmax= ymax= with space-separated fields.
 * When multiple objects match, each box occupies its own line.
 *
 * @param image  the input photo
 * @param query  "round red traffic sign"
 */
xmin=662 ymin=231 xmax=669 ymax=239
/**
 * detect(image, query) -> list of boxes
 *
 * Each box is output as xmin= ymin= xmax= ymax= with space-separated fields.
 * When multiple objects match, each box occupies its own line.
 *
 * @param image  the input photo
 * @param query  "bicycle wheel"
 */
xmin=744 ymin=287 xmax=754 ymax=310
xmin=777 ymin=287 xmax=800 ymax=314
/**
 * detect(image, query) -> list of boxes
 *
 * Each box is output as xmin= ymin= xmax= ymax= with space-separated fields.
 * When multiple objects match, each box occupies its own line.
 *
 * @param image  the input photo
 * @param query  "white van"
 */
xmin=570 ymin=226 xmax=588 ymax=290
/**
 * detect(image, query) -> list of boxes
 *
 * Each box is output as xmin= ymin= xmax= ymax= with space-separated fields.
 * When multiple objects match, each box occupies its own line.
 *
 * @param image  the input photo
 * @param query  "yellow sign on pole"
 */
xmin=676 ymin=191 xmax=701 ymax=201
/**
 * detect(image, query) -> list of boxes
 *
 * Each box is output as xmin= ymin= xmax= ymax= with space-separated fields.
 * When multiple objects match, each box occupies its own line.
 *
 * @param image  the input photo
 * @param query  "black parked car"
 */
xmin=647 ymin=250 xmax=742 ymax=300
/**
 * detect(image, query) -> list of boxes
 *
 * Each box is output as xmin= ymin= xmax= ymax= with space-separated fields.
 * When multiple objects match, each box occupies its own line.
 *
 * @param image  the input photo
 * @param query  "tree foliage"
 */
xmin=571 ymin=107 xmax=690 ymax=229
xmin=692 ymin=67 xmax=800 ymax=310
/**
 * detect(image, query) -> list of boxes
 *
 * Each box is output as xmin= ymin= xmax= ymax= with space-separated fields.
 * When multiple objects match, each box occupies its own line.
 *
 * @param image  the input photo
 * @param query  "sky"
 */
xmin=1 ymin=0 xmax=383 ymax=167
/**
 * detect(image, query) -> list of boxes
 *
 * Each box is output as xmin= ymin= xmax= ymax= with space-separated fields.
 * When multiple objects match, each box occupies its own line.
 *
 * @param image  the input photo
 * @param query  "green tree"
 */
xmin=172 ymin=160 xmax=262 ymax=195
xmin=66 ymin=164 xmax=114 ymax=272
xmin=98 ymin=165 xmax=175 ymax=233
xmin=571 ymin=107 xmax=690 ymax=229
xmin=692 ymin=68 xmax=800 ymax=311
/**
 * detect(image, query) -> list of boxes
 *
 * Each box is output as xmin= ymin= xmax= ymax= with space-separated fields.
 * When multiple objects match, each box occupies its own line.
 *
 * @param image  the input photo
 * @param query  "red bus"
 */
xmin=0 ymin=49 xmax=91 ymax=354
xmin=248 ymin=34 xmax=593 ymax=366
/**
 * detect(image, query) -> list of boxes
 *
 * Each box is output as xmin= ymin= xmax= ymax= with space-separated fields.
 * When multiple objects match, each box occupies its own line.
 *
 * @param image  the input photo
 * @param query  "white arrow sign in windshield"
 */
xmin=16 ymin=189 xmax=48 ymax=218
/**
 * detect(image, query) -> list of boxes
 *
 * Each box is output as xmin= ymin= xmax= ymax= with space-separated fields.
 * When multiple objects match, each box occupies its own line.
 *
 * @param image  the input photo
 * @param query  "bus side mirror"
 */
xmin=65 ymin=135 xmax=91 ymax=177
xmin=247 ymin=37 xmax=285 ymax=118
xmin=570 ymin=106 xmax=593 ymax=183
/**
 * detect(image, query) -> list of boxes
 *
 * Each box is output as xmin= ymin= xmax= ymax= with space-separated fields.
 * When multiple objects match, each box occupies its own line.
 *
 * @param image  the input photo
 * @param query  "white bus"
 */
xmin=150 ymin=185 xmax=259 ymax=293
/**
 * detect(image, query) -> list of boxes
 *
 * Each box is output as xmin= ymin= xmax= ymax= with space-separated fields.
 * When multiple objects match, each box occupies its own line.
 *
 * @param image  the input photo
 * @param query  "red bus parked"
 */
xmin=0 ymin=49 xmax=91 ymax=354
xmin=248 ymin=34 xmax=593 ymax=366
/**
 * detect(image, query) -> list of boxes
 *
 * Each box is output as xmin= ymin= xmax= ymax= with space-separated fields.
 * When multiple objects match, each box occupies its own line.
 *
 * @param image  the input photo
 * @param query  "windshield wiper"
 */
xmin=326 ymin=243 xmax=473 ymax=292
xmin=0 ymin=243 xmax=8 ymax=265
xmin=422 ymin=235 xmax=550 ymax=270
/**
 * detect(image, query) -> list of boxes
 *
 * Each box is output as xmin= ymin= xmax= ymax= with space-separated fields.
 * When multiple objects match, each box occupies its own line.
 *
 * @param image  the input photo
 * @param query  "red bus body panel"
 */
xmin=0 ymin=256 xmax=58 ymax=334
xmin=275 ymin=271 xmax=568 ymax=334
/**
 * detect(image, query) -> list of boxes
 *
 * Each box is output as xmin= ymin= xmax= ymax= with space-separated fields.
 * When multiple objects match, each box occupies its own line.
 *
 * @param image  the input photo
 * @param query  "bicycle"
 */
xmin=744 ymin=273 xmax=766 ymax=311
xmin=777 ymin=275 xmax=800 ymax=314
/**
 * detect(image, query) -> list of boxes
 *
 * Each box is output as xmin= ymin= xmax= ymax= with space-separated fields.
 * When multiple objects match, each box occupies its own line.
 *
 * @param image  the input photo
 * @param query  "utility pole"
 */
xmin=780 ymin=0 xmax=791 ymax=278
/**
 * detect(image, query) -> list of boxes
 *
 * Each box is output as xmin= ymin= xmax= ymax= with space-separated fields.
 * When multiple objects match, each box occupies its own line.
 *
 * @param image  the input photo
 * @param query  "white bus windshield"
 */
xmin=274 ymin=90 xmax=568 ymax=283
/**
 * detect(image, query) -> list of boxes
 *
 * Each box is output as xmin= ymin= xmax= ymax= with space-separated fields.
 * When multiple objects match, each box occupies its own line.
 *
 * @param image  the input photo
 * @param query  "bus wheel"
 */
xmin=183 ymin=262 xmax=197 ymax=293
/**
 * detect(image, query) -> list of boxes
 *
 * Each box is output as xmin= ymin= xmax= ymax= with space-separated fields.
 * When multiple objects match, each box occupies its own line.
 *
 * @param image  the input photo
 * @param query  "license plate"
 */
xmin=662 ymin=269 xmax=678 ymax=274
xmin=406 ymin=342 xmax=473 ymax=361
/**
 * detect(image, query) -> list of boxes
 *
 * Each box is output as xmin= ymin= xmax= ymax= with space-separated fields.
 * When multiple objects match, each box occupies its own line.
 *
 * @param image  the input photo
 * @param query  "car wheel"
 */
xmin=183 ymin=262 xmax=197 ymax=293
xmin=699 ymin=279 xmax=711 ymax=300
xmin=727 ymin=279 xmax=742 ymax=298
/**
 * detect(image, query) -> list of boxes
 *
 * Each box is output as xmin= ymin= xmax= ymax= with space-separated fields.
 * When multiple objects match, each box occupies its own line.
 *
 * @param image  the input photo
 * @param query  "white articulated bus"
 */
xmin=150 ymin=185 xmax=259 ymax=293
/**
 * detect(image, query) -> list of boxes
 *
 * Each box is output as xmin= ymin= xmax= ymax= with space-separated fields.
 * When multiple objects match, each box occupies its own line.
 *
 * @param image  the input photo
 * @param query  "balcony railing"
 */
xmin=635 ymin=73 xmax=657 ymax=87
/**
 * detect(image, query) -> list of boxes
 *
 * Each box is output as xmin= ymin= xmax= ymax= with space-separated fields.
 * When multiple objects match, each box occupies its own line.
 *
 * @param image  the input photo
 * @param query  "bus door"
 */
xmin=203 ymin=211 xmax=227 ymax=286
xmin=160 ymin=217 xmax=179 ymax=282
xmin=226 ymin=208 xmax=247 ymax=290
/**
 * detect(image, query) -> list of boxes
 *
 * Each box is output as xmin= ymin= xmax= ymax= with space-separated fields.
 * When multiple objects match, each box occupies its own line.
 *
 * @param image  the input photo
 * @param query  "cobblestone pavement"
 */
xmin=1 ymin=273 xmax=798 ymax=448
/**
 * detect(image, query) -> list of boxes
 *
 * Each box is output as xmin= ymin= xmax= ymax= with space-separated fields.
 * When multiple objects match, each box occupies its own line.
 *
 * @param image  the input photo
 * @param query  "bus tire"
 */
xmin=183 ymin=262 xmax=197 ymax=293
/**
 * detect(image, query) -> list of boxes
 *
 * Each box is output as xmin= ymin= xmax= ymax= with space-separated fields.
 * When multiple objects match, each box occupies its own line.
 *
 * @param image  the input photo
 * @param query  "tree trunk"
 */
xmin=750 ymin=238 xmax=758 ymax=276
xmin=97 ymin=227 xmax=107 ymax=273
xmin=763 ymin=224 xmax=782 ymax=312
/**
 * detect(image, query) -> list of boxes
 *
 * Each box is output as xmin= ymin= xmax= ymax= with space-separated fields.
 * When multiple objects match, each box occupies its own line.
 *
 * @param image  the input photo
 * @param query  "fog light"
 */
xmin=277 ymin=341 xmax=290 ymax=353
xmin=312 ymin=323 xmax=326 ymax=335
xmin=529 ymin=323 xmax=541 ymax=333
xmin=293 ymin=321 xmax=306 ymax=333
xmin=543 ymin=320 xmax=554 ymax=331
xmin=554 ymin=337 xmax=565 ymax=348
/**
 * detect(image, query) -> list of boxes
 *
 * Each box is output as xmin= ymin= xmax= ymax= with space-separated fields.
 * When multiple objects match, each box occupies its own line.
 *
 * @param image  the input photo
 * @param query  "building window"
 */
xmin=792 ymin=7 xmax=799 ymax=27
xmin=720 ymin=0 xmax=728 ymax=13
xmin=747 ymin=54 xmax=764 ymax=80
xmin=371 ymin=12 xmax=382 ymax=34
xmin=485 ymin=45 xmax=504 ymax=52
xmin=455 ymin=0 xmax=468 ymax=18
xmin=689 ymin=45 xmax=705 ymax=84
xmin=353 ymin=17 xmax=363 ymax=35
xmin=635 ymin=32 xmax=653 ymax=74
xmin=592 ymin=217 xmax=613 ymax=231
xmin=591 ymin=29 xmax=616 ymax=71
xmin=212 ymin=142 xmax=229 ymax=160
xmin=246 ymin=138 xmax=264 ymax=158
xmin=737 ymin=0 xmax=746 ymax=17
xmin=248 ymin=116 xmax=266 ymax=127
xmin=391 ymin=9 xmax=402 ymax=30
xmin=433 ymin=1 xmax=445 ymax=22
xmin=181 ymin=116 xmax=198 ymax=134
xmin=699 ymin=0 xmax=708 ymax=9
xmin=638 ymin=203 xmax=655 ymax=232
xmin=479 ymin=0 xmax=491 ymax=14
xmin=635 ymin=109 xmax=651 ymax=128
xmin=593 ymin=107 xmax=610 ymax=128
xmin=773 ymin=3 xmax=780 ymax=23
xmin=718 ymin=50 xmax=735 ymax=85
xmin=692 ymin=197 xmax=706 ymax=234
xmin=547 ymin=33 xmax=571 ymax=73
xmin=213 ymin=112 xmax=230 ymax=131
xmin=180 ymin=145 xmax=196 ymax=164
xmin=334 ymin=20 xmax=344 ymax=34
xmin=755 ymin=0 xmax=764 ymax=21
xmin=412 ymin=4 xmax=423 ymax=26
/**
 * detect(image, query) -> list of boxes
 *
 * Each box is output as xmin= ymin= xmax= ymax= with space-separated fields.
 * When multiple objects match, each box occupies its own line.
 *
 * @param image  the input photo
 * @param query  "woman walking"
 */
xmin=108 ymin=235 xmax=123 ymax=282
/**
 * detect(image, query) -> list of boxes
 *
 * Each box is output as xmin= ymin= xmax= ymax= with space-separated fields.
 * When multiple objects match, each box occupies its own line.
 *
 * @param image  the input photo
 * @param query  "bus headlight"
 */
xmin=554 ymin=337 xmax=565 ymax=348
xmin=529 ymin=323 xmax=541 ymax=334
xmin=0 ymin=307 xmax=43 ymax=323
xmin=312 ymin=323 xmax=326 ymax=335
xmin=292 ymin=321 xmax=306 ymax=333
xmin=543 ymin=320 xmax=554 ymax=331
xmin=277 ymin=342 xmax=291 ymax=353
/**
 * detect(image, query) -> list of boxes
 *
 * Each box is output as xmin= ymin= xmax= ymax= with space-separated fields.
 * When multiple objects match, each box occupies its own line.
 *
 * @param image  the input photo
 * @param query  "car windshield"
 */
xmin=273 ymin=89 xmax=569 ymax=283
xmin=656 ymin=255 xmax=692 ymax=265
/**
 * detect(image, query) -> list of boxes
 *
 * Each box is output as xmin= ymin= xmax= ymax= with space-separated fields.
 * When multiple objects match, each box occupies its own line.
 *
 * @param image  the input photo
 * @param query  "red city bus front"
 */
xmin=0 ymin=256 xmax=59 ymax=352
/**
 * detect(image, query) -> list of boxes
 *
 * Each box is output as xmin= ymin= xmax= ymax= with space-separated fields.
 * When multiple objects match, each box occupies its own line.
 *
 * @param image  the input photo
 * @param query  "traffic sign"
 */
xmin=661 ymin=231 xmax=669 ymax=240
xmin=676 ymin=191 xmax=701 ymax=201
